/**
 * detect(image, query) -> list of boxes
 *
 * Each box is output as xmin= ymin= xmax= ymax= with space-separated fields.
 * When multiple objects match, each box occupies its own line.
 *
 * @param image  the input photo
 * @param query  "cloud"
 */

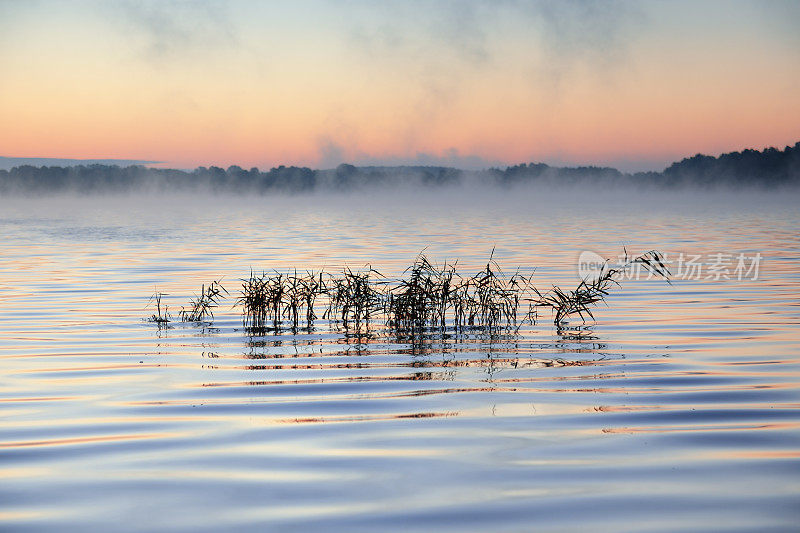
xmin=335 ymin=0 xmax=648 ymax=148
xmin=105 ymin=0 xmax=239 ymax=64
xmin=346 ymin=0 xmax=492 ymax=66
xmin=531 ymin=0 xmax=645 ymax=69
xmin=345 ymin=0 xmax=645 ymax=76
xmin=341 ymin=1 xmax=501 ymax=146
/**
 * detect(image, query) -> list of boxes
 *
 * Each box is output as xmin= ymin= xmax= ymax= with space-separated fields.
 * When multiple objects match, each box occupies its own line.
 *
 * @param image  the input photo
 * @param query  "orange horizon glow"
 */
xmin=1 ymin=1 xmax=798 ymax=172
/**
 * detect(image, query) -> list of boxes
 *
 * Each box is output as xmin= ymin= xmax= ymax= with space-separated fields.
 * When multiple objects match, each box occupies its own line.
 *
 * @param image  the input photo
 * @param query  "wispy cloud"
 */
xmin=106 ymin=0 xmax=240 ymax=64
xmin=345 ymin=0 xmax=645 ymax=79
xmin=532 ymin=0 xmax=645 ymax=69
xmin=333 ymin=1 xmax=647 ymax=138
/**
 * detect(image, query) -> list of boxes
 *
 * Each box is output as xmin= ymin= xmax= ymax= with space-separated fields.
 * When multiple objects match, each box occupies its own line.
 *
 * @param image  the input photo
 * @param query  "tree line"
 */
xmin=1 ymin=142 xmax=797 ymax=194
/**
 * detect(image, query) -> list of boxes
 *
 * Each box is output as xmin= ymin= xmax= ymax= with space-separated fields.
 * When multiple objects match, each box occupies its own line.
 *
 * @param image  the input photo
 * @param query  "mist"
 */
xmin=0 ymin=141 xmax=798 ymax=197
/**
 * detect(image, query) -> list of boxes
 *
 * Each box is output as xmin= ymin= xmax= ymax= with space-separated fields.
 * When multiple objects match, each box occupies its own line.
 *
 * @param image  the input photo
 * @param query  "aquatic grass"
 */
xmin=237 ymin=269 xmax=329 ymax=333
xmin=534 ymin=249 xmax=670 ymax=327
xmin=386 ymin=252 xmax=537 ymax=335
xmin=387 ymin=253 xmax=458 ymax=334
xmin=324 ymin=266 xmax=386 ymax=332
xmin=147 ymin=248 xmax=669 ymax=335
xmin=180 ymin=279 xmax=227 ymax=322
xmin=299 ymin=271 xmax=326 ymax=327
xmin=283 ymin=270 xmax=326 ymax=331
xmin=238 ymin=270 xmax=284 ymax=333
xmin=454 ymin=251 xmax=537 ymax=333
xmin=145 ymin=291 xmax=171 ymax=326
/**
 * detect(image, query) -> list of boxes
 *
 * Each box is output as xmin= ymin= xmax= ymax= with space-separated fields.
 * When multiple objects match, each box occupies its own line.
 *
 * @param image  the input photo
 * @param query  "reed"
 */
xmin=324 ymin=266 xmax=386 ymax=332
xmin=180 ymin=279 xmax=227 ymax=322
xmin=387 ymin=254 xmax=456 ymax=334
xmin=238 ymin=270 xmax=281 ymax=332
xmin=147 ymin=248 xmax=669 ymax=334
xmin=146 ymin=291 xmax=171 ymax=326
xmin=283 ymin=270 xmax=326 ymax=331
xmin=453 ymin=252 xmax=537 ymax=333
xmin=534 ymin=249 xmax=670 ymax=326
xmin=386 ymin=252 xmax=537 ymax=334
xmin=237 ymin=269 xmax=329 ymax=333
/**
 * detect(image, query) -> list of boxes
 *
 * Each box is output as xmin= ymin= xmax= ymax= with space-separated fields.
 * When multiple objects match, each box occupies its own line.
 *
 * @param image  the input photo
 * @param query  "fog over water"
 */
xmin=2 ymin=141 xmax=798 ymax=195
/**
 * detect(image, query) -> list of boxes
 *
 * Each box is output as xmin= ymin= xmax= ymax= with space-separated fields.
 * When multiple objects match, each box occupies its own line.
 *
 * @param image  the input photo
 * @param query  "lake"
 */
xmin=1 ymin=189 xmax=799 ymax=531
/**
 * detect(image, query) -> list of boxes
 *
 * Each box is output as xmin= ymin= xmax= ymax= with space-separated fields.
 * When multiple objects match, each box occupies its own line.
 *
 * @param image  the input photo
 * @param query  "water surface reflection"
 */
xmin=1 ymin=193 xmax=798 ymax=531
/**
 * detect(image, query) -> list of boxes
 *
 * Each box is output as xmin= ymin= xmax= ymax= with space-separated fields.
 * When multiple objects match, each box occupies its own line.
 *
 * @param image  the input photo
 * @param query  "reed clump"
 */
xmin=284 ymin=270 xmax=326 ymax=331
xmin=238 ymin=270 xmax=328 ymax=333
xmin=534 ymin=249 xmax=670 ymax=326
xmin=449 ymin=254 xmax=537 ymax=333
xmin=386 ymin=252 xmax=536 ymax=335
xmin=387 ymin=254 xmax=457 ymax=334
xmin=180 ymin=280 xmax=227 ymax=322
xmin=146 ymin=291 xmax=171 ymax=326
xmin=237 ymin=270 xmax=284 ymax=333
xmin=324 ymin=267 xmax=386 ymax=332
xmin=147 ymin=249 xmax=670 ymax=335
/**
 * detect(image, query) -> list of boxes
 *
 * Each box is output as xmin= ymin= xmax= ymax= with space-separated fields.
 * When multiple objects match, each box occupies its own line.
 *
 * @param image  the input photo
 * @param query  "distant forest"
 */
xmin=1 ymin=142 xmax=798 ymax=194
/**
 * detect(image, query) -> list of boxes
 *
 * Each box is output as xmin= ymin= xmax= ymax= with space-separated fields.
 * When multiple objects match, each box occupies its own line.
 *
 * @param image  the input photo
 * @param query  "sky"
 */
xmin=1 ymin=0 xmax=798 ymax=172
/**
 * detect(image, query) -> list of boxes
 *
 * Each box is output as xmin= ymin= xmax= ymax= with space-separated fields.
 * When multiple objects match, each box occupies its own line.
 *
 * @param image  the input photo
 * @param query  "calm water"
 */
xmin=1 ymin=190 xmax=799 ymax=532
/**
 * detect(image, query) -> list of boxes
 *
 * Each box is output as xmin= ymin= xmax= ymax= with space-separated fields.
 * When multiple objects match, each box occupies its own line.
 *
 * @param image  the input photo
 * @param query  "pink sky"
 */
xmin=1 ymin=1 xmax=798 ymax=171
